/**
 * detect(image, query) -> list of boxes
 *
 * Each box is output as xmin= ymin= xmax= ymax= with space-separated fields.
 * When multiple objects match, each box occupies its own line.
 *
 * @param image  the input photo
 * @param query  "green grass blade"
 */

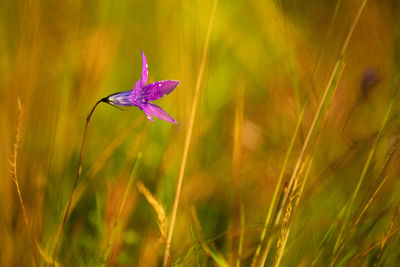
xmin=331 ymin=101 xmax=393 ymax=264
xmin=251 ymin=104 xmax=305 ymax=267
xmin=101 ymin=154 xmax=141 ymax=266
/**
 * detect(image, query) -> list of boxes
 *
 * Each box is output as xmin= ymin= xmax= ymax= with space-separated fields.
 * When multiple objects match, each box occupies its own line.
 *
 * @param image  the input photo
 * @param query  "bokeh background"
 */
xmin=1 ymin=0 xmax=400 ymax=266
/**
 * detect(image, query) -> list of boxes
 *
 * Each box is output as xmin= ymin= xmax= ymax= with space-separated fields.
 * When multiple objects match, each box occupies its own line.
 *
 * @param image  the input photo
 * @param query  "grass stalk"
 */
xmin=137 ymin=180 xmax=167 ymax=243
xmin=259 ymin=0 xmax=368 ymax=262
xmin=189 ymin=218 xmax=201 ymax=267
xmin=349 ymin=226 xmax=400 ymax=264
xmin=259 ymin=56 xmax=345 ymax=266
xmin=237 ymin=203 xmax=245 ymax=267
xmin=162 ymin=0 xmax=218 ymax=265
xmin=310 ymin=204 xmax=347 ymax=266
xmin=373 ymin=205 xmax=400 ymax=267
xmin=250 ymin=104 xmax=305 ymax=267
xmin=311 ymin=0 xmax=343 ymax=89
xmin=273 ymin=57 xmax=343 ymax=232
xmin=330 ymin=101 xmax=393 ymax=266
xmin=272 ymin=60 xmax=344 ymax=267
xmin=353 ymin=136 xmax=400 ymax=227
xmin=313 ymin=111 xmax=398 ymax=267
xmin=274 ymin=155 xmax=313 ymax=267
xmin=233 ymin=79 xmax=244 ymax=266
xmin=101 ymin=155 xmax=141 ymax=265
xmin=191 ymin=206 xmax=229 ymax=267
xmin=10 ymin=99 xmax=36 ymax=267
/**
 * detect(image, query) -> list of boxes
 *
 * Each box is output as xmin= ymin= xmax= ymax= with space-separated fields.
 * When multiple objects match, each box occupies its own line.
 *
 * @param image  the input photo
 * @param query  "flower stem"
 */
xmin=52 ymin=99 xmax=102 ymax=264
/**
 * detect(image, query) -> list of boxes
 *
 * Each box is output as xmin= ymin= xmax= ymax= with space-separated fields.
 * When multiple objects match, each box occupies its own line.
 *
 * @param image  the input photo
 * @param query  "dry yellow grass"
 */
xmin=137 ymin=180 xmax=167 ymax=242
xmin=9 ymin=99 xmax=36 ymax=266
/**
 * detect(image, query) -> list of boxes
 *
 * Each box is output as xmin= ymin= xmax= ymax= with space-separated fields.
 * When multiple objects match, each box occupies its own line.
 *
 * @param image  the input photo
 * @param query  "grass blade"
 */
xmin=101 ymin=154 xmax=141 ymax=266
xmin=251 ymin=104 xmax=305 ymax=267
xmin=162 ymin=0 xmax=218 ymax=265
xmin=330 ymin=101 xmax=393 ymax=266
xmin=191 ymin=206 xmax=229 ymax=267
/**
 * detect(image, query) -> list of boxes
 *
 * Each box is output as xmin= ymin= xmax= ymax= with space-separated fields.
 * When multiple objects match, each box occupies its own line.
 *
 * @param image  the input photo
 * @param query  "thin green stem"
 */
xmin=257 ymin=0 xmax=368 ymax=264
xmin=101 ymin=155 xmax=140 ymax=265
xmin=251 ymin=104 xmax=305 ymax=267
xmin=330 ymin=102 xmax=393 ymax=266
xmin=273 ymin=61 xmax=345 ymax=267
xmin=162 ymin=0 xmax=218 ymax=266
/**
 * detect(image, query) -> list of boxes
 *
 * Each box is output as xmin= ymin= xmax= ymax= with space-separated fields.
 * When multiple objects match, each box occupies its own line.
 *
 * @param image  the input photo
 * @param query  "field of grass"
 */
xmin=2 ymin=0 xmax=400 ymax=266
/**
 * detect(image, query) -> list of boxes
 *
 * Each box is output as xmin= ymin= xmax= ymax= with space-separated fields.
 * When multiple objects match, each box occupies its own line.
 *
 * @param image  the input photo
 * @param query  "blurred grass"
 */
xmin=2 ymin=0 xmax=400 ymax=266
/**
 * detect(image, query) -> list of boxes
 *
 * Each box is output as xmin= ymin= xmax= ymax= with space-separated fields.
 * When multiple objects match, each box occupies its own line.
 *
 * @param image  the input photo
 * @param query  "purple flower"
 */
xmin=103 ymin=51 xmax=179 ymax=123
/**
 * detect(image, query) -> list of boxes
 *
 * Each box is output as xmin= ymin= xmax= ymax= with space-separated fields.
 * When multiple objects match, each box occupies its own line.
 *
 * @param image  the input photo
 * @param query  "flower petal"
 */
xmin=141 ymin=50 xmax=148 ymax=87
xmin=141 ymin=103 xmax=177 ymax=123
xmin=140 ymin=80 xmax=180 ymax=101
xmin=130 ymin=79 xmax=142 ymax=100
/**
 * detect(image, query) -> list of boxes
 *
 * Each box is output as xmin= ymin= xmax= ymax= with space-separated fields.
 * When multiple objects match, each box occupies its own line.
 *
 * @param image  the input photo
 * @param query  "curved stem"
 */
xmin=52 ymin=100 xmax=102 ymax=264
